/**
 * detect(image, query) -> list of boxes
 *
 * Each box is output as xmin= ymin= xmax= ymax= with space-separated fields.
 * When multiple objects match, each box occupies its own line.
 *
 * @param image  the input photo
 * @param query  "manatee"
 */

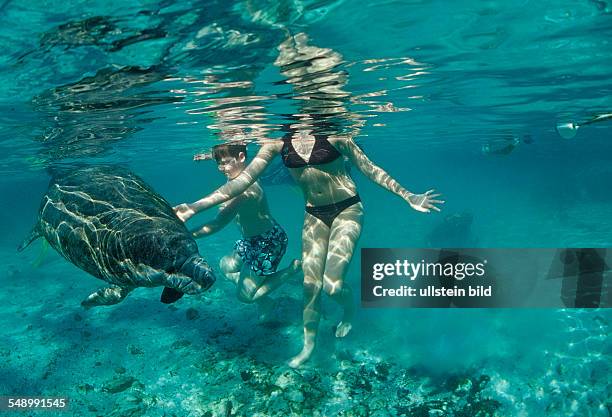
xmin=18 ymin=166 xmax=215 ymax=308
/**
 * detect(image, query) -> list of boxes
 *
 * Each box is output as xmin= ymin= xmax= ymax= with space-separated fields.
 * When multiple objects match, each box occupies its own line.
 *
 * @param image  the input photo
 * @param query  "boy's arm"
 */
xmin=191 ymin=197 xmax=241 ymax=238
xmin=175 ymin=142 xmax=281 ymax=222
xmin=335 ymin=136 xmax=443 ymax=213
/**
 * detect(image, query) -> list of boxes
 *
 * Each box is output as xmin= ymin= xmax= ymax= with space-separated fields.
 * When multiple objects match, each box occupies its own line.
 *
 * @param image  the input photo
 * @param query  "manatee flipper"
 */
xmin=128 ymin=263 xmax=169 ymax=287
xmin=160 ymin=287 xmax=184 ymax=304
xmin=131 ymin=264 xmax=193 ymax=302
xmin=164 ymin=273 xmax=206 ymax=295
xmin=81 ymin=285 xmax=133 ymax=309
xmin=137 ymin=259 xmax=213 ymax=298
xmin=17 ymin=225 xmax=41 ymax=252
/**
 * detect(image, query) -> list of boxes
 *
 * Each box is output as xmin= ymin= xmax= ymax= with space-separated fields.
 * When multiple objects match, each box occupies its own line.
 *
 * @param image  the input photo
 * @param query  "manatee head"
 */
xmin=160 ymin=231 xmax=216 ymax=294
xmin=174 ymin=255 xmax=216 ymax=294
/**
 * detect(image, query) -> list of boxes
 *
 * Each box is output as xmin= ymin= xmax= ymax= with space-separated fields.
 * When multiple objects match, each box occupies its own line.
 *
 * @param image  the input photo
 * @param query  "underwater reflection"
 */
xmin=31 ymin=65 xmax=179 ymax=162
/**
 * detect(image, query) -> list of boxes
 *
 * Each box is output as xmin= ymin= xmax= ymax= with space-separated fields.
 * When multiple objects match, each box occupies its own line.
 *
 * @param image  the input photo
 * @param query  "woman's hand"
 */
xmin=406 ymin=190 xmax=444 ymax=213
xmin=173 ymin=203 xmax=196 ymax=222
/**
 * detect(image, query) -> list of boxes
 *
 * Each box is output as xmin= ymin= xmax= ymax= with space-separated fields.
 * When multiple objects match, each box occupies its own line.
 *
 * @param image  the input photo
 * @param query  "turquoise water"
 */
xmin=1 ymin=0 xmax=611 ymax=416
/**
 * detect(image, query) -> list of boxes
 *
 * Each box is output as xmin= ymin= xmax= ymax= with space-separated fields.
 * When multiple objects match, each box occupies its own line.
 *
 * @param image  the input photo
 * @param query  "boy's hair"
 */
xmin=211 ymin=143 xmax=247 ymax=163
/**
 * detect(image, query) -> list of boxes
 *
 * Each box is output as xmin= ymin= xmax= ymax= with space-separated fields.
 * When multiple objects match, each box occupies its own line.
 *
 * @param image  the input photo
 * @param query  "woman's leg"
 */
xmin=289 ymin=213 xmax=331 ymax=368
xmin=323 ymin=202 xmax=363 ymax=337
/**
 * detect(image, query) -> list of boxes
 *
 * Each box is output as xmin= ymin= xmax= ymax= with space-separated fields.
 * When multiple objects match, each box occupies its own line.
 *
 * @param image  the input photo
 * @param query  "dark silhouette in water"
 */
xmin=427 ymin=212 xmax=477 ymax=247
xmin=39 ymin=16 xmax=118 ymax=49
xmin=560 ymin=248 xmax=609 ymax=308
xmin=482 ymin=134 xmax=534 ymax=156
xmin=18 ymin=166 xmax=215 ymax=308
xmin=108 ymin=27 xmax=168 ymax=52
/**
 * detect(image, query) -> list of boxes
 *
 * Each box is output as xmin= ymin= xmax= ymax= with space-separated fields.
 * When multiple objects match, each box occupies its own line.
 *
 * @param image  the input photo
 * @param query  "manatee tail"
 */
xmin=17 ymin=225 xmax=41 ymax=252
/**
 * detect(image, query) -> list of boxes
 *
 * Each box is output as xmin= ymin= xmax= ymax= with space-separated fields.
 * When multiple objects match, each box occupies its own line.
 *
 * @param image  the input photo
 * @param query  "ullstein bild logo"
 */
xmin=361 ymin=248 xmax=612 ymax=308
xmin=370 ymin=259 xmax=489 ymax=298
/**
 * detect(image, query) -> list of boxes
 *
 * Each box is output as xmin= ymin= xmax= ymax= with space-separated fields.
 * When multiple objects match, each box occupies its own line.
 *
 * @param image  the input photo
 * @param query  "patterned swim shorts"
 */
xmin=234 ymin=223 xmax=288 ymax=276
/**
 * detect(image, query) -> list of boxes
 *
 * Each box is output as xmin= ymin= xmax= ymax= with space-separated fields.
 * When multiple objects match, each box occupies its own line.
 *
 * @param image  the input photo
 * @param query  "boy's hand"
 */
xmin=193 ymin=153 xmax=212 ymax=161
xmin=173 ymin=203 xmax=196 ymax=222
xmin=405 ymin=190 xmax=444 ymax=213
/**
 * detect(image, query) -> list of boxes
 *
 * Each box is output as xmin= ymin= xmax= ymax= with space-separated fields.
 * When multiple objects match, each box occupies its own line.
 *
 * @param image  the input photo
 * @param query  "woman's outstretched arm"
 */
xmin=336 ymin=137 xmax=444 ymax=213
xmin=174 ymin=142 xmax=281 ymax=222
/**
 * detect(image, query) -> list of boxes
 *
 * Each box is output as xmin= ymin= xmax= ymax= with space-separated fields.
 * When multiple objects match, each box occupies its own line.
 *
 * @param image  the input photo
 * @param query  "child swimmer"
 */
xmin=186 ymin=143 xmax=301 ymax=317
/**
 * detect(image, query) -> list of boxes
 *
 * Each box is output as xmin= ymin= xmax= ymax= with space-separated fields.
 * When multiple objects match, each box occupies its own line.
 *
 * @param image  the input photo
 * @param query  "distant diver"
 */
xmin=18 ymin=166 xmax=215 ymax=308
xmin=482 ymin=134 xmax=533 ymax=156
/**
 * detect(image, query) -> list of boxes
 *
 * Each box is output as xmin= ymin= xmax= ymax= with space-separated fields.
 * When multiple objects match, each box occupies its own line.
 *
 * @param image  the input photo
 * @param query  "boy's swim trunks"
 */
xmin=234 ymin=223 xmax=288 ymax=276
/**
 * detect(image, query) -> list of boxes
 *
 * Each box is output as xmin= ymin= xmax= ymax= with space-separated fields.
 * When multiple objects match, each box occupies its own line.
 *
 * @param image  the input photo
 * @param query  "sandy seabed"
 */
xmin=1 ymin=245 xmax=610 ymax=417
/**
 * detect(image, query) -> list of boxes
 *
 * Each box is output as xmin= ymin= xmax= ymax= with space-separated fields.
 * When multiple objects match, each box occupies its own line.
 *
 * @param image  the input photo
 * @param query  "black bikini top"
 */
xmin=281 ymin=134 xmax=342 ymax=168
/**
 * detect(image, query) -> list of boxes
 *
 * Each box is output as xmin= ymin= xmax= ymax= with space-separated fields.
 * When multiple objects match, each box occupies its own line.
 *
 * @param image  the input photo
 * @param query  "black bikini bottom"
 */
xmin=305 ymin=195 xmax=361 ymax=228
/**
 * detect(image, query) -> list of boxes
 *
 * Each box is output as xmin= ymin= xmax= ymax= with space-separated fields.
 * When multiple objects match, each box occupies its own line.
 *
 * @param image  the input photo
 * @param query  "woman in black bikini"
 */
xmin=174 ymin=34 xmax=443 ymax=368
xmin=174 ymin=131 xmax=442 ymax=367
